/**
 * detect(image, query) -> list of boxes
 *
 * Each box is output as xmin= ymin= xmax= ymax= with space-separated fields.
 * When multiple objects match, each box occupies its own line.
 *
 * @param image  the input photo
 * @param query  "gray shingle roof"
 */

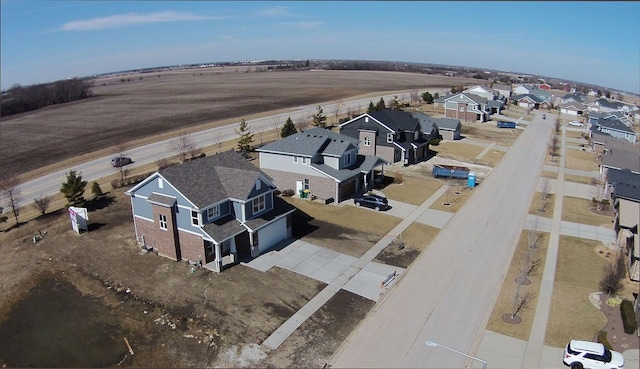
xmin=369 ymin=109 xmax=421 ymax=132
xmin=595 ymin=117 xmax=636 ymax=134
xmin=512 ymin=94 xmax=544 ymax=103
xmin=159 ymin=150 xmax=264 ymax=208
xmin=257 ymin=127 xmax=358 ymax=157
xmin=412 ymin=113 xmax=460 ymax=132
xmin=311 ymin=155 xmax=388 ymax=181
xmin=607 ymin=168 xmax=640 ymax=202
xmin=601 ymin=148 xmax=640 ymax=173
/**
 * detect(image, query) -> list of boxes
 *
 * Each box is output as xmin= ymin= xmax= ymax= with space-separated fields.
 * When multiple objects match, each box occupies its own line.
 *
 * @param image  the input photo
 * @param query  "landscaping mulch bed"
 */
xmin=595 ymin=293 xmax=639 ymax=352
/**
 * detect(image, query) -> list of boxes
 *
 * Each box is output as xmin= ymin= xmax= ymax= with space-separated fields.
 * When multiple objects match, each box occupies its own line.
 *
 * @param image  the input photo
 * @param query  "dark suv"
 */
xmin=111 ymin=156 xmax=132 ymax=167
xmin=353 ymin=194 xmax=389 ymax=211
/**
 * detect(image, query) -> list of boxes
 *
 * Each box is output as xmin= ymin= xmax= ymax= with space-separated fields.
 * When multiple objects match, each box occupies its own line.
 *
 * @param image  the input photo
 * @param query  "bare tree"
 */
xmin=154 ymin=157 xmax=170 ymax=170
xmin=0 ymin=176 xmax=22 ymax=226
xmin=599 ymin=241 xmax=626 ymax=296
xmin=548 ymin=134 xmax=559 ymax=160
xmin=540 ymin=178 xmax=550 ymax=200
xmin=33 ymin=194 xmax=52 ymax=215
xmin=295 ymin=114 xmax=312 ymax=132
xmin=511 ymin=289 xmax=533 ymax=320
xmin=590 ymin=177 xmax=606 ymax=211
xmin=169 ymin=131 xmax=196 ymax=163
xmin=212 ymin=130 xmax=225 ymax=153
xmin=255 ymin=124 xmax=267 ymax=146
xmin=332 ymin=99 xmax=343 ymax=125
xmin=269 ymin=116 xmax=282 ymax=136
xmin=409 ymin=89 xmax=420 ymax=106
xmin=113 ymin=140 xmax=129 ymax=184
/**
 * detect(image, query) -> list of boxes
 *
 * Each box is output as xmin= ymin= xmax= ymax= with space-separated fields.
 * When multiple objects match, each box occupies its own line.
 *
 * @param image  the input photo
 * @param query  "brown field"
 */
xmin=0 ymin=69 xmax=479 ymax=179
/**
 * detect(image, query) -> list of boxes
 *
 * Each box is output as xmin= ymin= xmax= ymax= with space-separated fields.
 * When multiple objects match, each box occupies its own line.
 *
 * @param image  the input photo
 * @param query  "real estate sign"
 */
xmin=69 ymin=206 xmax=88 ymax=234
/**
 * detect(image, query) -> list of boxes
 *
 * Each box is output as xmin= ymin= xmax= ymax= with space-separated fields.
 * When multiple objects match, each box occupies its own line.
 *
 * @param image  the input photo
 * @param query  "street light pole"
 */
xmin=425 ymin=340 xmax=487 ymax=369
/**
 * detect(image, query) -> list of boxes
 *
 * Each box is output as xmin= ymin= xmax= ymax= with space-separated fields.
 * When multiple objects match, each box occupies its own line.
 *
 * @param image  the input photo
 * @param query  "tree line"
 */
xmin=1 ymin=78 xmax=93 ymax=117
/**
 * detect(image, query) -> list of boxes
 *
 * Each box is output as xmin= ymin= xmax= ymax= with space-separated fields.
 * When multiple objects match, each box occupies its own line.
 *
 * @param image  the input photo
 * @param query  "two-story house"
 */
xmin=590 ymin=115 xmax=637 ymax=144
xmin=442 ymin=93 xmax=489 ymax=122
xmin=339 ymin=109 xmax=441 ymax=165
xmin=126 ymin=150 xmax=296 ymax=272
xmin=257 ymin=127 xmax=388 ymax=203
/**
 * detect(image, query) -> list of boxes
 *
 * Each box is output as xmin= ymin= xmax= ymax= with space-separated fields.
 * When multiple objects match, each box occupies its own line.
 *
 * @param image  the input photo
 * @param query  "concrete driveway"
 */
xmin=243 ymin=240 xmax=405 ymax=302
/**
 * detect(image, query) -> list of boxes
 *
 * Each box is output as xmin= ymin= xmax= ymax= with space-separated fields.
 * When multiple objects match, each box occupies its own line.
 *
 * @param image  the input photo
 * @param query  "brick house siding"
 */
xmin=262 ymin=168 xmax=338 ymax=200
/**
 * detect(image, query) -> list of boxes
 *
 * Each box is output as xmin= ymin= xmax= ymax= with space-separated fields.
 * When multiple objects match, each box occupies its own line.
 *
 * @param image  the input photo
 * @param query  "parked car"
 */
xmin=111 ymin=156 xmax=132 ymax=167
xmin=569 ymin=121 xmax=583 ymax=127
xmin=563 ymin=340 xmax=624 ymax=369
xmin=353 ymin=194 xmax=389 ymax=211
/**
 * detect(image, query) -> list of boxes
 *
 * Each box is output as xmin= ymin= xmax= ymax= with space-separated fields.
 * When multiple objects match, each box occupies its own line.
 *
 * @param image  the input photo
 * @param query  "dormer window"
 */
xmin=252 ymin=195 xmax=266 ymax=214
xmin=363 ymin=137 xmax=371 ymax=146
xmin=207 ymin=205 xmax=220 ymax=220
xmin=344 ymin=152 xmax=352 ymax=166
xmin=387 ymin=133 xmax=394 ymax=143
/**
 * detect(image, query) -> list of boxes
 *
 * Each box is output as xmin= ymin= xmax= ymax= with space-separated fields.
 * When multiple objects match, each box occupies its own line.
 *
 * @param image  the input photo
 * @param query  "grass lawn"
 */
xmin=381 ymin=176 xmax=441 ymax=205
xmin=430 ymin=184 xmax=474 ymax=212
xmin=561 ymin=196 xmax=614 ymax=227
xmin=565 ymin=130 xmax=588 ymax=140
xmin=545 ymin=236 xmax=608 ymax=347
xmin=461 ymin=124 xmax=521 ymax=146
xmin=563 ymin=174 xmax=596 ymax=185
xmin=486 ymin=230 xmax=549 ymax=340
xmin=540 ymin=170 xmax=558 ymax=180
xmin=374 ymin=222 xmax=440 ymax=268
xmin=430 ymin=141 xmax=484 ymax=162
xmin=529 ymin=194 xmax=555 ymax=218
xmin=564 ymin=149 xmax=599 ymax=172
xmin=479 ymin=149 xmax=505 ymax=167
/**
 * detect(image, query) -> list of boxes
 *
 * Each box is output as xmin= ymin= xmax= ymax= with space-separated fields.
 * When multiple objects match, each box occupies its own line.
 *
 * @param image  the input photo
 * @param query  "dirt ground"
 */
xmin=0 ymin=69 xmax=479 ymax=179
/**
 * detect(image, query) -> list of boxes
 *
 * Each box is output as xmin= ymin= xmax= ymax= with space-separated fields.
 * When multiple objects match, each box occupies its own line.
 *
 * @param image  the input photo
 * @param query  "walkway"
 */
xmin=260 ymin=185 xmax=450 ymax=350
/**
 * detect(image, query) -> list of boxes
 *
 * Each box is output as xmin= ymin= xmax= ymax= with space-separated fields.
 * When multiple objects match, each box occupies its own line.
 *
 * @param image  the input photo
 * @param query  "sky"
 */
xmin=2 ymin=1 xmax=639 ymax=94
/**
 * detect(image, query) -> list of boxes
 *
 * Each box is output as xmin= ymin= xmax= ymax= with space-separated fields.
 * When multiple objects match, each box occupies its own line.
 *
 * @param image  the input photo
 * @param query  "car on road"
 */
xmin=353 ymin=194 xmax=389 ymax=211
xmin=562 ymin=340 xmax=624 ymax=369
xmin=569 ymin=121 xmax=583 ymax=127
xmin=111 ymin=156 xmax=132 ymax=167
xmin=542 ymin=114 xmax=546 ymax=119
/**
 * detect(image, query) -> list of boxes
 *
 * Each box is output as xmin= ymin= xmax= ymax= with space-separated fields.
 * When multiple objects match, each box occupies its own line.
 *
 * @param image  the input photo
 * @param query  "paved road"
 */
xmin=7 ymin=91 xmax=429 ymax=210
xmin=330 ymin=112 xmax=554 ymax=368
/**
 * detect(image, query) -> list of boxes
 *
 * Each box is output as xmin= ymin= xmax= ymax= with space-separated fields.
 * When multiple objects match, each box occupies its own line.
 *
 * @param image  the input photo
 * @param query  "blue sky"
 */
xmin=2 ymin=1 xmax=639 ymax=93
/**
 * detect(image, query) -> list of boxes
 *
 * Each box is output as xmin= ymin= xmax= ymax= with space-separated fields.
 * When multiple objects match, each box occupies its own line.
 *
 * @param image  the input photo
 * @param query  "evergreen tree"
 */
xmin=421 ymin=91 xmax=434 ymax=104
xmin=375 ymin=97 xmax=386 ymax=110
xmin=367 ymin=101 xmax=376 ymax=113
xmin=91 ymin=181 xmax=103 ymax=197
xmin=434 ymin=92 xmax=440 ymax=100
xmin=60 ymin=170 xmax=88 ymax=207
xmin=281 ymin=117 xmax=298 ymax=138
xmin=235 ymin=119 xmax=254 ymax=156
xmin=312 ymin=105 xmax=327 ymax=128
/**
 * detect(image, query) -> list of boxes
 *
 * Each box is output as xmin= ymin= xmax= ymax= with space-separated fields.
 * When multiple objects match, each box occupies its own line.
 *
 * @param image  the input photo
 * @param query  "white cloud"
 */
xmin=255 ymin=6 xmax=292 ymax=17
xmin=278 ymin=21 xmax=324 ymax=30
xmin=60 ymin=11 xmax=216 ymax=31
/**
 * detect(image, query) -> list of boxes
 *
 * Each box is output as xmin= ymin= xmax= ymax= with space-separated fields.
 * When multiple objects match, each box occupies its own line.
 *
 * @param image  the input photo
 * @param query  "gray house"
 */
xmin=589 ymin=115 xmax=637 ymax=144
xmin=412 ymin=113 xmax=462 ymax=141
xmin=339 ymin=109 xmax=441 ymax=165
xmin=257 ymin=128 xmax=388 ymax=203
xmin=126 ymin=150 xmax=296 ymax=272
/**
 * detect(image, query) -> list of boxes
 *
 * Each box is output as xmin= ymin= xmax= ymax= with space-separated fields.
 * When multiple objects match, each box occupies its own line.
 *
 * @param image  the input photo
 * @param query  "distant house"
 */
xmin=126 ymin=150 xmax=296 ymax=272
xmin=587 ymin=111 xmax=634 ymax=128
xmin=513 ymin=84 xmax=535 ymax=95
xmin=463 ymin=85 xmax=495 ymax=100
xmin=412 ymin=113 xmax=462 ymax=141
xmin=511 ymin=94 xmax=543 ymax=109
xmin=433 ymin=94 xmax=450 ymax=108
xmin=442 ymin=93 xmax=489 ymax=122
xmin=588 ymin=98 xmax=635 ymax=114
xmin=560 ymin=93 xmax=586 ymax=104
xmin=538 ymin=83 xmax=551 ymax=90
xmin=599 ymin=146 xmax=640 ymax=178
xmin=257 ymin=127 xmax=388 ymax=203
xmin=590 ymin=132 xmax=638 ymax=155
xmin=339 ymin=109 xmax=441 ymax=165
xmin=559 ymin=102 xmax=587 ymax=116
xmin=492 ymin=83 xmax=512 ymax=99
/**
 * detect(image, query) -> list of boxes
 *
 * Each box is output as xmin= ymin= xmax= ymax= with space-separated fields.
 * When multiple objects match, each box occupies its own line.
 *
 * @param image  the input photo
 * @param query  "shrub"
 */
xmin=91 ymin=181 xmax=103 ymax=197
xmin=596 ymin=331 xmax=613 ymax=350
xmin=281 ymin=189 xmax=295 ymax=197
xmin=394 ymin=173 xmax=404 ymax=184
xmin=620 ymin=299 xmax=638 ymax=334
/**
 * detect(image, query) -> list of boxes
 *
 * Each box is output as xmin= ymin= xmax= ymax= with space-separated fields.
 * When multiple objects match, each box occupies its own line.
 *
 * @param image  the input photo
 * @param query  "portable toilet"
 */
xmin=467 ymin=172 xmax=476 ymax=188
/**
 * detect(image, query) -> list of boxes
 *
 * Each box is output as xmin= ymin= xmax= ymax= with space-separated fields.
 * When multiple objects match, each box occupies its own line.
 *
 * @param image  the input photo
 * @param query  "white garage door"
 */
xmin=257 ymin=217 xmax=287 ymax=254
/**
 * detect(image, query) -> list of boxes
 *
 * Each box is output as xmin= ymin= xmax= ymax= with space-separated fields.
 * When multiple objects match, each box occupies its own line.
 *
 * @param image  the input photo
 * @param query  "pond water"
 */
xmin=0 ymin=278 xmax=127 ymax=367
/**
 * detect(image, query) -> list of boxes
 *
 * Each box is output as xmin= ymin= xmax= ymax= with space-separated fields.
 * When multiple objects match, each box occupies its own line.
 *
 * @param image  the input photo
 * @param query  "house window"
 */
xmin=252 ymin=195 xmax=266 ymax=214
xmin=386 ymin=133 xmax=394 ymax=143
xmin=302 ymin=157 xmax=309 ymax=165
xmin=303 ymin=178 xmax=310 ymax=190
xmin=256 ymin=180 xmax=261 ymax=190
xmin=344 ymin=152 xmax=352 ymax=166
xmin=363 ymin=137 xmax=371 ymax=146
xmin=191 ymin=210 xmax=199 ymax=226
xmin=158 ymin=178 xmax=163 ymax=189
xmin=207 ymin=205 xmax=220 ymax=220
xmin=293 ymin=156 xmax=298 ymax=164
xmin=414 ymin=131 xmax=419 ymax=140
xmin=159 ymin=214 xmax=167 ymax=230
xmin=459 ymin=106 xmax=465 ymax=111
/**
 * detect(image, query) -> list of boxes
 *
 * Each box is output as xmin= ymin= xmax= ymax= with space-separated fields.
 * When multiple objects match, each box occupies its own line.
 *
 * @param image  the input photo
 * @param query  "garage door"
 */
xmin=257 ymin=217 xmax=287 ymax=254
xmin=339 ymin=179 xmax=357 ymax=202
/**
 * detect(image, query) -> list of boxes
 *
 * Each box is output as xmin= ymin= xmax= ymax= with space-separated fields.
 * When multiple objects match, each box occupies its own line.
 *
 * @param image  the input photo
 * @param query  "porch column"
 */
xmin=214 ymin=243 xmax=222 ymax=272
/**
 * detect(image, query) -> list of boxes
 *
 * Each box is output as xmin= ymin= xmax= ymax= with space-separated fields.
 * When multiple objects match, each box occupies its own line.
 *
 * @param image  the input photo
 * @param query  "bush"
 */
xmin=596 ymin=330 xmax=613 ymax=350
xmin=281 ymin=189 xmax=295 ymax=197
xmin=394 ymin=173 xmax=404 ymax=184
xmin=620 ymin=299 xmax=638 ymax=334
xmin=91 ymin=181 xmax=103 ymax=197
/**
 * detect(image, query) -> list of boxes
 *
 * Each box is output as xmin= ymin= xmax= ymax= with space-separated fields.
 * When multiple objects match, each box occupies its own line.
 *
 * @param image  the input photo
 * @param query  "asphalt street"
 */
xmin=330 ymin=112 xmax=553 ymax=368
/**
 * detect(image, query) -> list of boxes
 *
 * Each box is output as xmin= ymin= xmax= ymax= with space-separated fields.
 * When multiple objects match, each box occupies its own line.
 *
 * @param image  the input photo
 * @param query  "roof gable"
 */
xmin=257 ymin=127 xmax=358 ymax=158
xmin=368 ymin=109 xmax=421 ymax=132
